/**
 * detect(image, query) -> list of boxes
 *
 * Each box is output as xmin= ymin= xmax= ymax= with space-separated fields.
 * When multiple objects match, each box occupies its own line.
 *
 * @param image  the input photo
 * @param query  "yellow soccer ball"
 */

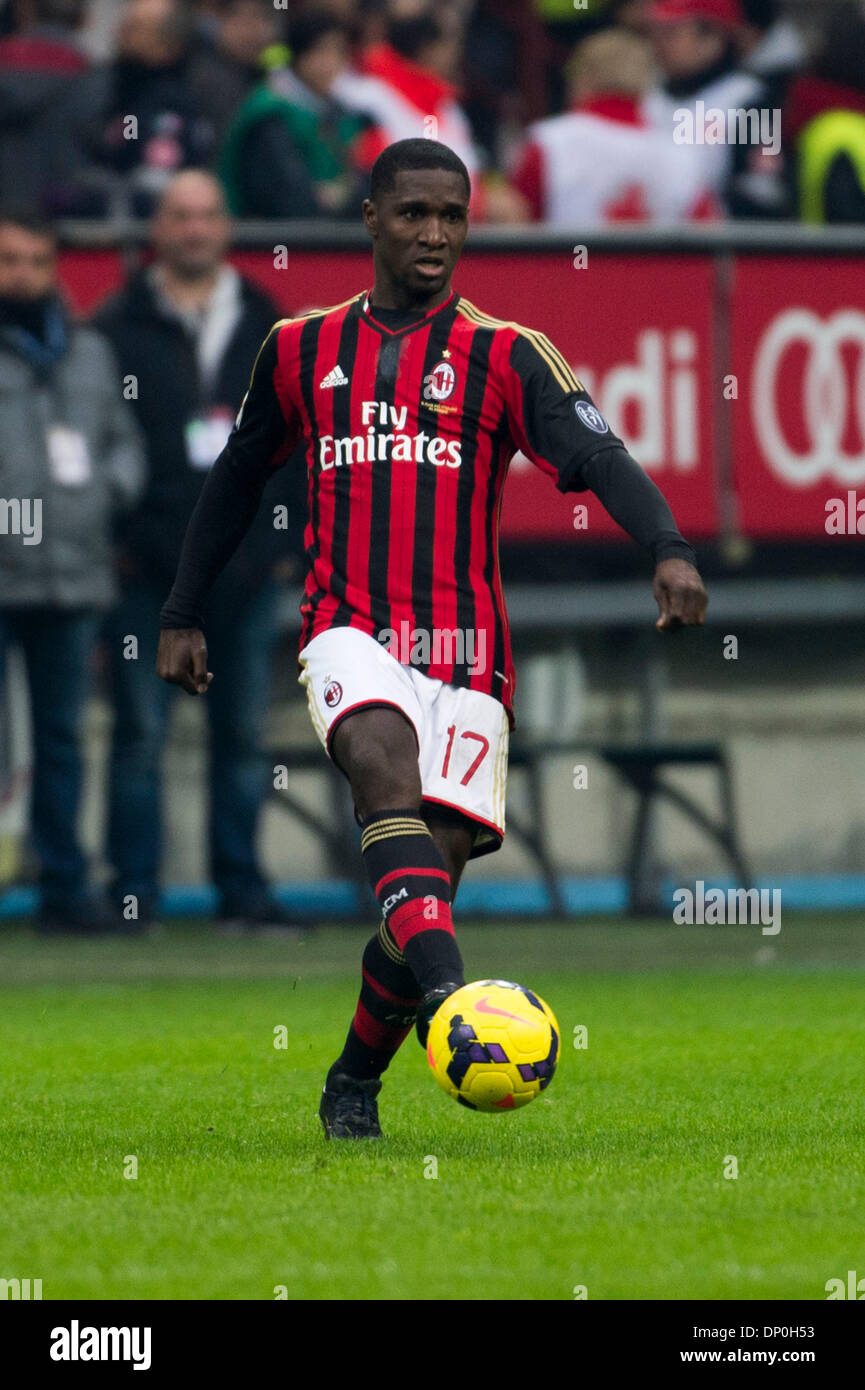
xmin=426 ymin=979 xmax=560 ymax=1112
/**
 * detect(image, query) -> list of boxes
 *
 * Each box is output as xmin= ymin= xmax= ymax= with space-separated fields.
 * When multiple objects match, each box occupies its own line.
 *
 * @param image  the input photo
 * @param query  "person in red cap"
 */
xmin=644 ymin=0 xmax=776 ymax=216
xmin=511 ymin=28 xmax=718 ymax=224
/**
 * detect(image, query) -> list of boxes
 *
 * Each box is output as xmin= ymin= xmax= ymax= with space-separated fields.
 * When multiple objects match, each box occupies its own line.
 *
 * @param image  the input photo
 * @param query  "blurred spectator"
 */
xmin=219 ymin=11 xmax=369 ymax=219
xmin=533 ymin=0 xmax=615 ymax=111
xmin=786 ymin=4 xmax=865 ymax=224
xmin=332 ymin=8 xmax=526 ymax=219
xmin=332 ymin=11 xmax=480 ymax=189
xmin=513 ymin=29 xmax=717 ymax=224
xmin=737 ymin=0 xmax=804 ymax=108
xmin=533 ymin=0 xmax=616 ymax=33
xmin=533 ymin=0 xmax=654 ymax=111
xmin=726 ymin=0 xmax=804 ymax=217
xmin=614 ymin=0 xmax=652 ymax=35
xmin=644 ymin=0 xmax=771 ymax=216
xmin=0 ymin=0 xmax=105 ymax=216
xmin=186 ymin=0 xmax=285 ymax=157
xmin=461 ymin=0 xmax=550 ymax=163
xmin=90 ymin=0 xmax=213 ymax=218
xmin=0 ymin=212 xmax=144 ymax=934
xmin=95 ymin=171 xmax=305 ymax=933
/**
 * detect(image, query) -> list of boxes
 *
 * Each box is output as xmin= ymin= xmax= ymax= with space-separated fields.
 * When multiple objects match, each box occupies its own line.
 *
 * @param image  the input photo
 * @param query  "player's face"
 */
xmin=364 ymin=168 xmax=469 ymax=305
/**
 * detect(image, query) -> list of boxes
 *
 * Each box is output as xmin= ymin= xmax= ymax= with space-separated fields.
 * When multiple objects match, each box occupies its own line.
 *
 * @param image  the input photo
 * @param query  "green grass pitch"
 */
xmin=1 ymin=916 xmax=863 ymax=1301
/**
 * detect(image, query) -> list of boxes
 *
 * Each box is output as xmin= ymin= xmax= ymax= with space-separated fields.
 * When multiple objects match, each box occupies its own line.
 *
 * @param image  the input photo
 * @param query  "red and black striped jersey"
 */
xmin=226 ymin=288 xmax=631 ymax=724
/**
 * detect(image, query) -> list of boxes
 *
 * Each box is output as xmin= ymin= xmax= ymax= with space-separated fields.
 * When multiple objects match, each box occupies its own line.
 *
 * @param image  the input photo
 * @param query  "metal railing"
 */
xmin=56 ymin=219 xmax=865 ymax=254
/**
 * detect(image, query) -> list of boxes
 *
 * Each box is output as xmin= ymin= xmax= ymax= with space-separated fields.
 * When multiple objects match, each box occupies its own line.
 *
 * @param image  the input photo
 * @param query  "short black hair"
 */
xmin=369 ymin=139 xmax=471 ymax=202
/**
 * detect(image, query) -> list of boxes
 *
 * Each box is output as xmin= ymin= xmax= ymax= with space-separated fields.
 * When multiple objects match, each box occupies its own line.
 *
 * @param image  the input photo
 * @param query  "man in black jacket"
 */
xmin=0 ymin=211 xmax=144 ymax=935
xmin=96 ymin=169 xmax=306 ymax=931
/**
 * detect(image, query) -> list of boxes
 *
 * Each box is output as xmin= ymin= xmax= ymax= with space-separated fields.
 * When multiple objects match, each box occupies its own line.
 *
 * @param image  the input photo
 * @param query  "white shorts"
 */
xmin=298 ymin=627 xmax=509 ymax=857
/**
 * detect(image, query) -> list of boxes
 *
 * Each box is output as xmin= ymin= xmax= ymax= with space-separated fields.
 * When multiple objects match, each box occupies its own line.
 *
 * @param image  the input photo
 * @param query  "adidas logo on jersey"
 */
xmin=320 ymin=365 xmax=349 ymax=389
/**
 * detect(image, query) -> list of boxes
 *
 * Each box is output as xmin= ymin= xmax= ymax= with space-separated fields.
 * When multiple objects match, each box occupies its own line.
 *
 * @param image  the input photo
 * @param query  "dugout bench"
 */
xmin=267 ymin=578 xmax=865 ymax=917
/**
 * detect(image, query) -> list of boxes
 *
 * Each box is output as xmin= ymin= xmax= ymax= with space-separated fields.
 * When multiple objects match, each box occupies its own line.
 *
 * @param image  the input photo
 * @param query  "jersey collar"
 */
xmin=360 ymin=288 xmax=458 ymax=338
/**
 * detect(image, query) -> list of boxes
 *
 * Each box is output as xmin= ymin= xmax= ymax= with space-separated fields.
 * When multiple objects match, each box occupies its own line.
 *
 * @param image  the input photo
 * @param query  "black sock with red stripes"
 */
xmin=359 ymin=809 xmax=465 ymax=994
xmin=330 ymin=921 xmax=423 ymax=1081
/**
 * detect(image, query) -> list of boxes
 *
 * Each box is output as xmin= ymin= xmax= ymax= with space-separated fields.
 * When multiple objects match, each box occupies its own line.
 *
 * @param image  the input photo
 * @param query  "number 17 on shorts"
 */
xmin=298 ymin=626 xmax=509 ymax=857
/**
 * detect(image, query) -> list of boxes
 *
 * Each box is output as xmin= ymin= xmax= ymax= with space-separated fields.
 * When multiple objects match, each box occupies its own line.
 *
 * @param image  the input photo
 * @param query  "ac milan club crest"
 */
xmin=425 ymin=359 xmax=457 ymax=403
xmin=323 ymin=680 xmax=343 ymax=708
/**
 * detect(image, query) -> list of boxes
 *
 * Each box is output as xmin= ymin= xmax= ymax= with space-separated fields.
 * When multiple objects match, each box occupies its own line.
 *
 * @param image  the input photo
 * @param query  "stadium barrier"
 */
xmin=57 ymin=220 xmax=865 ymax=548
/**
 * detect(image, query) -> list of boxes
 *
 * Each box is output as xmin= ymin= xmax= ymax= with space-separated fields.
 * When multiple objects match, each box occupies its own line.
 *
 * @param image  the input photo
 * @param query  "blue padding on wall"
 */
xmin=3 ymin=875 xmax=865 ymax=920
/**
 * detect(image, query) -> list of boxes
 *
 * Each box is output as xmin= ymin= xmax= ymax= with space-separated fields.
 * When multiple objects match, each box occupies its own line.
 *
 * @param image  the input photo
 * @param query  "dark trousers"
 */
xmin=0 ymin=606 xmax=101 ymax=913
xmin=104 ymin=579 xmax=282 ymax=917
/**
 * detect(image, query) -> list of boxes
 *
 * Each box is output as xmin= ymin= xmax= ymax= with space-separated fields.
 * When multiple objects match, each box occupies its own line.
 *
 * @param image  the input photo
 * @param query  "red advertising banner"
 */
xmin=58 ymin=248 xmax=127 ymax=316
xmin=485 ymin=255 xmax=719 ymax=542
xmin=58 ymin=246 xmax=864 ymax=543
xmin=731 ymin=257 xmax=865 ymax=538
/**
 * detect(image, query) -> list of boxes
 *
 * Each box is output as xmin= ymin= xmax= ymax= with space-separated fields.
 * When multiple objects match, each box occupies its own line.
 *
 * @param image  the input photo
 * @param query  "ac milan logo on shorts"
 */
xmin=323 ymin=680 xmax=343 ymax=708
xmin=425 ymin=360 xmax=457 ymax=403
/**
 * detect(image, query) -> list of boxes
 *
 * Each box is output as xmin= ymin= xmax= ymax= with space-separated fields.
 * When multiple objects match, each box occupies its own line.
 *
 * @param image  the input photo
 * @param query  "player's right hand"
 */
xmin=156 ymin=628 xmax=213 ymax=695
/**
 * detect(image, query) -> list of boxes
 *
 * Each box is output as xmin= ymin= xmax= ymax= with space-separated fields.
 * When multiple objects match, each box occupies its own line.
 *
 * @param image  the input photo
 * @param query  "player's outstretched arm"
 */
xmin=156 ymin=323 xmax=300 ymax=691
xmin=577 ymin=447 xmax=708 ymax=630
xmin=501 ymin=328 xmax=708 ymax=631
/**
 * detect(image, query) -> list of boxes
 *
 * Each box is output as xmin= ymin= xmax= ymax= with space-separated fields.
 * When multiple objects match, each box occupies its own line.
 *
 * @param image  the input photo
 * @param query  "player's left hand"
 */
xmin=653 ymin=558 xmax=708 ymax=630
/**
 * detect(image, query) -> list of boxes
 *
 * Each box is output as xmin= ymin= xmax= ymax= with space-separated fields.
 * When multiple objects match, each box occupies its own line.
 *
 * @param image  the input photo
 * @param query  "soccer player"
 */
xmin=157 ymin=138 xmax=707 ymax=1139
